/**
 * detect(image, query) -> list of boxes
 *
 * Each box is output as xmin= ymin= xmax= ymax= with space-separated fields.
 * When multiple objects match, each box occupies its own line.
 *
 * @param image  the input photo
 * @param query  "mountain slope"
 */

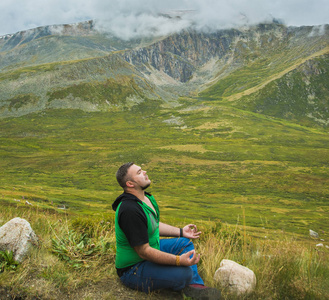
xmin=1 ymin=21 xmax=329 ymax=127
xmin=199 ymin=24 xmax=329 ymax=99
xmin=234 ymin=52 xmax=329 ymax=126
xmin=0 ymin=53 xmax=172 ymax=117
xmin=0 ymin=20 xmax=162 ymax=72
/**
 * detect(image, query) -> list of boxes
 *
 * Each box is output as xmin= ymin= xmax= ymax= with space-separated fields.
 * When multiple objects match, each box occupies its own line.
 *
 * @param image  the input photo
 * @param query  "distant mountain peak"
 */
xmin=0 ymin=20 xmax=95 ymax=40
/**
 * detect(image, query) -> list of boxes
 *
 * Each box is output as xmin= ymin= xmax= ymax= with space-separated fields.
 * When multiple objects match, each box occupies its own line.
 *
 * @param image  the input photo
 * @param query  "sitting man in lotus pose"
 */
xmin=112 ymin=162 xmax=221 ymax=299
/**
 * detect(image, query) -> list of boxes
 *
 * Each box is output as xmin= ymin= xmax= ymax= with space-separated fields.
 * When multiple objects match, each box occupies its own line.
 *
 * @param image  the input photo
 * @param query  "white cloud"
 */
xmin=0 ymin=0 xmax=329 ymax=37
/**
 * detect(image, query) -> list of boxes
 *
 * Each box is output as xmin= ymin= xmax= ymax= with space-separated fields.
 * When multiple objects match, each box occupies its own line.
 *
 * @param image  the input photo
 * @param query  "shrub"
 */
xmin=51 ymin=230 xmax=114 ymax=269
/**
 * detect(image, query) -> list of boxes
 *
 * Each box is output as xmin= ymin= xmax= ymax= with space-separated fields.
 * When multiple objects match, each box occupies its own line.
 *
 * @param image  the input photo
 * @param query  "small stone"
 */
xmin=309 ymin=229 xmax=319 ymax=238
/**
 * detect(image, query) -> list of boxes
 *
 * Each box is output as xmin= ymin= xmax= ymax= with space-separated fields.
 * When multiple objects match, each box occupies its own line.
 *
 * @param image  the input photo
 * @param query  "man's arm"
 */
xmin=159 ymin=222 xmax=201 ymax=239
xmin=159 ymin=222 xmax=180 ymax=237
xmin=134 ymin=243 xmax=200 ymax=266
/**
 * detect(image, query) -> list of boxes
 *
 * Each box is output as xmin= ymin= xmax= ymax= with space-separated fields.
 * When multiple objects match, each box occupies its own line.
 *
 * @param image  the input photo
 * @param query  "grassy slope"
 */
xmin=0 ymin=100 xmax=328 ymax=299
xmin=1 ymin=100 xmax=328 ymax=235
xmin=233 ymin=53 xmax=329 ymax=127
xmin=199 ymin=28 xmax=329 ymax=128
xmin=1 ymin=203 xmax=328 ymax=300
xmin=0 ymin=31 xmax=159 ymax=71
xmin=0 ymin=53 xmax=166 ymax=118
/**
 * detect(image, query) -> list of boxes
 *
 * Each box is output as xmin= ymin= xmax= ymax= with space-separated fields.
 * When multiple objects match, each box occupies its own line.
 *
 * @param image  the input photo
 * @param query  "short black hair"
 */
xmin=116 ymin=162 xmax=134 ymax=189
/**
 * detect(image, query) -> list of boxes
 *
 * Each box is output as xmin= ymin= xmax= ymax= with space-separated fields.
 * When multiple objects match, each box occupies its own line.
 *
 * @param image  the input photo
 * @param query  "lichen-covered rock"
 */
xmin=214 ymin=259 xmax=256 ymax=296
xmin=0 ymin=217 xmax=38 ymax=262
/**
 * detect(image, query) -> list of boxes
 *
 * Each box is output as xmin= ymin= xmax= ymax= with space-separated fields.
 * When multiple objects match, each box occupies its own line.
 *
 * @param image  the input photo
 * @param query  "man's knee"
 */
xmin=181 ymin=237 xmax=194 ymax=245
xmin=172 ymin=266 xmax=193 ymax=290
xmin=178 ymin=237 xmax=195 ymax=251
xmin=160 ymin=237 xmax=196 ymax=255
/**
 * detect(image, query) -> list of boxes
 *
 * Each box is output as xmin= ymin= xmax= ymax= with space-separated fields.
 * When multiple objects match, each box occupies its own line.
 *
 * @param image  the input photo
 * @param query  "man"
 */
xmin=112 ymin=162 xmax=221 ymax=299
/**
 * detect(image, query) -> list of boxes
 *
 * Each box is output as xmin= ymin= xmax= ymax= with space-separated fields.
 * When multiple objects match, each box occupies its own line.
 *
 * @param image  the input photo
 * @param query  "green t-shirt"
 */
xmin=114 ymin=193 xmax=160 ymax=269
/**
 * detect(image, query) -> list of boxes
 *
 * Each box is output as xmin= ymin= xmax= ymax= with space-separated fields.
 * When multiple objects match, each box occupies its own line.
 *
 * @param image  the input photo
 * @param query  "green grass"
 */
xmin=200 ymin=58 xmax=275 ymax=99
xmin=46 ymin=76 xmax=153 ymax=105
xmin=0 ymin=250 xmax=19 ymax=272
xmin=0 ymin=98 xmax=328 ymax=298
xmin=234 ymin=54 xmax=329 ymax=127
xmin=0 ymin=100 xmax=328 ymax=237
xmin=0 ymin=202 xmax=328 ymax=299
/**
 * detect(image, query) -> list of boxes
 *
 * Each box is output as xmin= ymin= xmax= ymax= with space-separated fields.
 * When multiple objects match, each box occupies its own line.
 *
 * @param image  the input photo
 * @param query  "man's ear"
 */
xmin=126 ymin=181 xmax=135 ymax=188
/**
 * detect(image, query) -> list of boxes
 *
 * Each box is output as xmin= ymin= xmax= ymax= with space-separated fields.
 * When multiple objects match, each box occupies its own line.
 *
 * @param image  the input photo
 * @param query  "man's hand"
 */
xmin=182 ymin=224 xmax=201 ymax=239
xmin=179 ymin=249 xmax=200 ymax=266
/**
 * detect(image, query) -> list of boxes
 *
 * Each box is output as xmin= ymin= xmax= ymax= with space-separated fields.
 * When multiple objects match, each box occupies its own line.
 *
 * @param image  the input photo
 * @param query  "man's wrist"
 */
xmin=180 ymin=228 xmax=183 ymax=237
xmin=176 ymin=255 xmax=180 ymax=266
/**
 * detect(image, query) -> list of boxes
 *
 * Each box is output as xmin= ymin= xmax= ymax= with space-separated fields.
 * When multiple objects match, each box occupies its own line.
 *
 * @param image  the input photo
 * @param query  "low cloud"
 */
xmin=1 ymin=0 xmax=329 ymax=37
xmin=95 ymin=11 xmax=192 ymax=40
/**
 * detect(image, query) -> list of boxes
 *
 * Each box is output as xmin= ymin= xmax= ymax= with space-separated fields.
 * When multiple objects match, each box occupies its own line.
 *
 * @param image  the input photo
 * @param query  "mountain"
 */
xmin=0 ymin=20 xmax=329 ymax=127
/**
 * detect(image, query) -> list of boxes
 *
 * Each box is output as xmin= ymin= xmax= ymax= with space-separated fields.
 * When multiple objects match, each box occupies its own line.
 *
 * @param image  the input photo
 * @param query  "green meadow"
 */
xmin=1 ymin=98 xmax=328 ymax=238
xmin=1 ymin=97 xmax=329 ymax=299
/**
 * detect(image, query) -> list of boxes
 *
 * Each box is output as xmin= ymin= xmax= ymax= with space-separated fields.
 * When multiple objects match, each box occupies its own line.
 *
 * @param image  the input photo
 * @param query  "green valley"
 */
xmin=1 ymin=100 xmax=328 ymax=236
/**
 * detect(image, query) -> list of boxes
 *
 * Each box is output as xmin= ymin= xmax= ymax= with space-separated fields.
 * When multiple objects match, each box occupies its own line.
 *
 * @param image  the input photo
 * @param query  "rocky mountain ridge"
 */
xmin=0 ymin=20 xmax=96 ymax=49
xmin=1 ymin=20 xmax=329 ymax=126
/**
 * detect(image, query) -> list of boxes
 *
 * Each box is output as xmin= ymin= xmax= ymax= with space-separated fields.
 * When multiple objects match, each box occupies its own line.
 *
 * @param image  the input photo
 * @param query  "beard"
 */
xmin=141 ymin=182 xmax=151 ymax=190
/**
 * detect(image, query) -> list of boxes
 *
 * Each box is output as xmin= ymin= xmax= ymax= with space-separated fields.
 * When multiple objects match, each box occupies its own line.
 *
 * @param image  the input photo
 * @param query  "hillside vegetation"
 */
xmin=1 ymin=103 xmax=328 ymax=234
xmin=234 ymin=53 xmax=329 ymax=126
xmin=1 ymin=100 xmax=329 ymax=298
xmin=1 ymin=201 xmax=328 ymax=299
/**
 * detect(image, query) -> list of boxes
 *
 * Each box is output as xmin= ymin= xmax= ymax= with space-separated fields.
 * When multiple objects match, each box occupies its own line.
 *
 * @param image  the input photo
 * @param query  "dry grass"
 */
xmin=1 ymin=203 xmax=328 ymax=299
xmin=195 ymin=224 xmax=329 ymax=299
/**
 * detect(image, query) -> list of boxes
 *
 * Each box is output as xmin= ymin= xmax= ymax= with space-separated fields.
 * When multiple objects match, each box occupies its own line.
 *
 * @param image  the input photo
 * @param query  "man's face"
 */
xmin=127 ymin=164 xmax=151 ymax=190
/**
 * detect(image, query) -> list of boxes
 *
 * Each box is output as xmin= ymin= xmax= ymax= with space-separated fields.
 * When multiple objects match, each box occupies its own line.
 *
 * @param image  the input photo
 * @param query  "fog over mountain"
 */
xmin=1 ymin=0 xmax=329 ymax=38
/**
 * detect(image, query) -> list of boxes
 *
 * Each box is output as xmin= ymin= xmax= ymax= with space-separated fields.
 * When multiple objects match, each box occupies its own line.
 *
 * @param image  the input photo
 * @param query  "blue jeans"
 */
xmin=119 ymin=237 xmax=204 ymax=293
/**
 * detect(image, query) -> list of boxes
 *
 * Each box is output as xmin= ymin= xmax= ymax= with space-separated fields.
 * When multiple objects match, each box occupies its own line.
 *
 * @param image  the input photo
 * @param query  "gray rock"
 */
xmin=214 ymin=259 xmax=256 ymax=296
xmin=309 ymin=229 xmax=319 ymax=238
xmin=0 ymin=217 xmax=38 ymax=262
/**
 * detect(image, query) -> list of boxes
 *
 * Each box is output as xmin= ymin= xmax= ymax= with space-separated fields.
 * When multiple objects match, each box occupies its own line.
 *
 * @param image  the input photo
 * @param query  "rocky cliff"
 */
xmin=121 ymin=29 xmax=234 ymax=82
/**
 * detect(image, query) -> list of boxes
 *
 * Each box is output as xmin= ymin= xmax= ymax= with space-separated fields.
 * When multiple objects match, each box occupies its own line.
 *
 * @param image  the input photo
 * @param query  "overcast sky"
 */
xmin=1 ymin=0 xmax=329 ymax=38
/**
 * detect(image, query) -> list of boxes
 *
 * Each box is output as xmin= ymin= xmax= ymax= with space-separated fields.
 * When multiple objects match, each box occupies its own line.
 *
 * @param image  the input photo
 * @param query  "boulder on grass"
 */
xmin=0 ymin=217 xmax=38 ymax=262
xmin=214 ymin=259 xmax=256 ymax=296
